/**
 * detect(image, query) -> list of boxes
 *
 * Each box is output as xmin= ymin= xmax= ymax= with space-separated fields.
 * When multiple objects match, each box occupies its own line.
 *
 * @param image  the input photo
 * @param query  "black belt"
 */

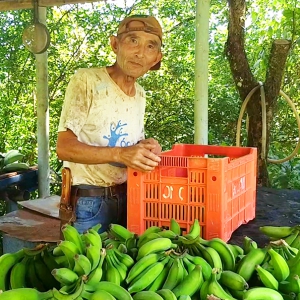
xmin=71 ymin=183 xmax=127 ymax=198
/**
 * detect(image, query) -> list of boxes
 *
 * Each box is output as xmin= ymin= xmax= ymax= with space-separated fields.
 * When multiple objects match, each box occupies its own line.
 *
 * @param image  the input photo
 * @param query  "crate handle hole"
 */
xmin=212 ymin=176 xmax=217 ymax=181
xmin=133 ymin=171 xmax=138 ymax=177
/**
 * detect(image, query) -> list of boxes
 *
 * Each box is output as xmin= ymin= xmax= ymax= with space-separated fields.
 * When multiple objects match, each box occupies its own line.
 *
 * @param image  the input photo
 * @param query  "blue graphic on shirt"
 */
xmin=103 ymin=121 xmax=131 ymax=147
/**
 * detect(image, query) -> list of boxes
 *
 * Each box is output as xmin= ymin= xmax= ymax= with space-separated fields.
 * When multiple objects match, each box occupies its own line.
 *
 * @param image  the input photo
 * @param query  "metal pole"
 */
xmin=36 ymin=6 xmax=50 ymax=197
xmin=194 ymin=0 xmax=210 ymax=145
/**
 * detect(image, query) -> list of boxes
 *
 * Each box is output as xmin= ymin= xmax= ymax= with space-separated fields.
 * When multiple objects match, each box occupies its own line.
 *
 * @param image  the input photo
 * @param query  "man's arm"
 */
xmin=56 ymin=129 xmax=161 ymax=172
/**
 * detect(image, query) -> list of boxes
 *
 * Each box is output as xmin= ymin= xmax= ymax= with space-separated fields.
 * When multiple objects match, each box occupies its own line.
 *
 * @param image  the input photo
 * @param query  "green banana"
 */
xmin=128 ymin=257 xmax=170 ymax=294
xmin=41 ymin=246 xmax=60 ymax=272
xmin=88 ymin=281 xmax=133 ymax=300
xmin=147 ymin=258 xmax=173 ymax=292
xmin=54 ymin=255 xmax=69 ymax=267
xmin=278 ymin=274 xmax=300 ymax=294
xmin=126 ymin=235 xmax=138 ymax=250
xmin=136 ymin=238 xmax=177 ymax=261
xmin=207 ymin=237 xmax=236 ymax=271
xmin=0 ymin=288 xmax=53 ymax=300
xmin=117 ymin=242 xmax=128 ymax=253
xmin=83 ymin=229 xmax=102 ymax=249
xmin=291 ymin=234 xmax=300 ymax=249
xmin=219 ymin=270 xmax=249 ymax=291
xmin=86 ymin=248 xmax=106 ymax=285
xmin=91 ymin=223 xmax=102 ymax=232
xmin=170 ymin=218 xmax=181 ymax=235
xmin=268 ymin=247 xmax=290 ymax=282
xmin=243 ymin=236 xmax=258 ymax=254
xmin=51 ymin=267 xmax=79 ymax=286
xmin=26 ymin=256 xmax=47 ymax=292
xmin=33 ymin=253 xmax=60 ymax=290
xmin=259 ymin=225 xmax=295 ymax=239
xmin=172 ymin=264 xmax=204 ymax=297
xmin=226 ymin=288 xmax=245 ymax=300
xmin=287 ymin=243 xmax=300 ymax=268
xmin=137 ymin=232 xmax=162 ymax=248
xmin=9 ymin=255 xmax=30 ymax=289
xmin=113 ymin=248 xmax=135 ymax=268
xmin=243 ymin=287 xmax=284 ymax=300
xmin=255 ymin=264 xmax=279 ymax=290
xmin=195 ymin=243 xmax=223 ymax=270
xmin=137 ymin=226 xmax=162 ymax=248
xmin=89 ymin=289 xmax=116 ymax=300
xmin=132 ymin=291 xmax=164 ymax=300
xmin=177 ymin=296 xmax=191 ymax=300
xmin=182 ymin=256 xmax=196 ymax=274
xmin=85 ymin=243 xmax=100 ymax=271
xmin=103 ymin=239 xmax=122 ymax=249
xmin=157 ymin=229 xmax=179 ymax=239
xmin=183 ymin=219 xmax=201 ymax=240
xmin=104 ymin=253 xmax=121 ymax=285
xmin=52 ymin=278 xmax=85 ymax=300
xmin=3 ymin=149 xmax=24 ymax=165
xmin=162 ymin=257 xmax=183 ymax=290
xmin=0 ymin=249 xmax=25 ymax=291
xmin=227 ymin=243 xmax=244 ymax=260
xmin=185 ymin=253 xmax=212 ymax=281
xmin=284 ymin=230 xmax=300 ymax=246
xmin=57 ymin=240 xmax=81 ymax=269
xmin=53 ymin=245 xmax=65 ymax=257
xmin=236 ymin=247 xmax=267 ymax=281
xmin=156 ymin=288 xmax=177 ymax=300
xmin=108 ymin=249 xmax=127 ymax=283
xmin=206 ymin=268 xmax=236 ymax=300
xmin=109 ymin=223 xmax=134 ymax=242
xmin=126 ymin=252 xmax=166 ymax=284
xmin=281 ymin=243 xmax=297 ymax=261
xmin=199 ymin=279 xmax=210 ymax=300
xmin=3 ymin=162 xmax=29 ymax=172
xmin=61 ymin=223 xmax=85 ymax=254
xmin=73 ymin=253 xmax=92 ymax=276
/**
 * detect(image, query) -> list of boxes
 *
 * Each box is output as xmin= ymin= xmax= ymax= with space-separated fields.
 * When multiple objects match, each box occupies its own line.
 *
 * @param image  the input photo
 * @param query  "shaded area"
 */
xmin=229 ymin=186 xmax=300 ymax=247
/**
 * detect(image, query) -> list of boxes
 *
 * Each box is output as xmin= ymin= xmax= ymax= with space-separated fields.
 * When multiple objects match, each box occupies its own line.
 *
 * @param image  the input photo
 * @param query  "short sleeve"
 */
xmin=57 ymin=69 xmax=91 ymax=136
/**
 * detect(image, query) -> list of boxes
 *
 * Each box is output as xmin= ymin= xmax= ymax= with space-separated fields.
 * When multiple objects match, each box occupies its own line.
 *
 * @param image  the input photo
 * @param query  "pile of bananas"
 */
xmin=0 ymin=149 xmax=29 ymax=173
xmin=2 ymin=221 xmax=300 ymax=299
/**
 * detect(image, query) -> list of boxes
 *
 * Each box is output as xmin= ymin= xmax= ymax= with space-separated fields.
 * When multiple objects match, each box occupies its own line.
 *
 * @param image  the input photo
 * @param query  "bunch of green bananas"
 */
xmin=260 ymin=224 xmax=300 ymax=248
xmin=4 ymin=221 xmax=300 ymax=299
xmin=0 ymin=243 xmax=59 ymax=299
xmin=101 ymin=223 xmax=139 ymax=260
xmin=0 ymin=149 xmax=29 ymax=173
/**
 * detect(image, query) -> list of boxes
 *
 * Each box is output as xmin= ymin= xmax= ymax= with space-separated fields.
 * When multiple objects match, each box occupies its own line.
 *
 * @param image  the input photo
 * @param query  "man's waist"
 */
xmin=71 ymin=183 xmax=127 ymax=198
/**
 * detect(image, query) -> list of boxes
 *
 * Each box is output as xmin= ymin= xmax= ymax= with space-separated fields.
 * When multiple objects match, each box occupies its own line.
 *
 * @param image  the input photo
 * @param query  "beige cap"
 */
xmin=117 ymin=15 xmax=163 ymax=70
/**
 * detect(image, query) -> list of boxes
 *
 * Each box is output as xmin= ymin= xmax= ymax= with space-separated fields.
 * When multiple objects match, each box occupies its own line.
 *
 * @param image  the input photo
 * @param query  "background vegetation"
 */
xmin=0 ymin=0 xmax=299 ymax=194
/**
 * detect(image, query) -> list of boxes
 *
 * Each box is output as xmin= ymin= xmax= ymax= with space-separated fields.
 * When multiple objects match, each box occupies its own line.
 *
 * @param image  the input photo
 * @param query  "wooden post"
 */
xmin=36 ymin=6 xmax=50 ymax=197
xmin=194 ymin=0 xmax=210 ymax=145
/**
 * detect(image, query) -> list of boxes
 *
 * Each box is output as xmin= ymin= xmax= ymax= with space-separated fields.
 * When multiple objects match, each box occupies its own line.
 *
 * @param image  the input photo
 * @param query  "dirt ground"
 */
xmin=228 ymin=186 xmax=300 ymax=247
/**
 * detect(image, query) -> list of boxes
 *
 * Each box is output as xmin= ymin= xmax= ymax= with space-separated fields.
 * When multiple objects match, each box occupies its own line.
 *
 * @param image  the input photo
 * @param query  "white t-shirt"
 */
xmin=58 ymin=67 xmax=146 ymax=186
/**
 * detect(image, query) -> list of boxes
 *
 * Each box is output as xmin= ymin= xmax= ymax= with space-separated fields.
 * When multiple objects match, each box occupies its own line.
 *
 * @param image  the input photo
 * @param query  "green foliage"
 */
xmin=0 ymin=0 xmax=299 ymax=192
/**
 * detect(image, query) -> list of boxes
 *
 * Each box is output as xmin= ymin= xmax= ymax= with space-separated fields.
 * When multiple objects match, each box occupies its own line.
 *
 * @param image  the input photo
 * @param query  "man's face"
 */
xmin=111 ymin=21 xmax=162 ymax=77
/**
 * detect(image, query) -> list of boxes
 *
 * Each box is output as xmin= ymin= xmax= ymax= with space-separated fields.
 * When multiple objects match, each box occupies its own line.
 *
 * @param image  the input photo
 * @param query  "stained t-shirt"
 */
xmin=57 ymin=67 xmax=145 ymax=186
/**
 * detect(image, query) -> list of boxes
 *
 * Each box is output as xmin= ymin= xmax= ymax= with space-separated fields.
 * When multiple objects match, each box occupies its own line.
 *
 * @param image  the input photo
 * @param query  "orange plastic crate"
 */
xmin=127 ymin=144 xmax=257 ymax=241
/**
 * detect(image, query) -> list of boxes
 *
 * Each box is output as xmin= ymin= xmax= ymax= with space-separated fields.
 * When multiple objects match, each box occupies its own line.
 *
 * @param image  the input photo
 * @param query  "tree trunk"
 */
xmin=226 ymin=0 xmax=291 ymax=186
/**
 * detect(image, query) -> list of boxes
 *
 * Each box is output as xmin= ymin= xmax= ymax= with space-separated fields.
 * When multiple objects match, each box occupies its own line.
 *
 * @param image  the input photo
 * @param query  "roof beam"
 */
xmin=0 ymin=0 xmax=100 ymax=11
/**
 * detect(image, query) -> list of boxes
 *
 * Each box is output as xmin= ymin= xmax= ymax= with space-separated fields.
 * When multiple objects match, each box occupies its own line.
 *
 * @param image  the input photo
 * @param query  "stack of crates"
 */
xmin=127 ymin=144 xmax=257 ymax=241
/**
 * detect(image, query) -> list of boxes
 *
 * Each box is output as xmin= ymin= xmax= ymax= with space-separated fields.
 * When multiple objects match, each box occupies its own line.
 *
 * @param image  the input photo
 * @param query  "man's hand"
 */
xmin=138 ymin=138 xmax=162 ymax=155
xmin=118 ymin=139 xmax=162 ymax=172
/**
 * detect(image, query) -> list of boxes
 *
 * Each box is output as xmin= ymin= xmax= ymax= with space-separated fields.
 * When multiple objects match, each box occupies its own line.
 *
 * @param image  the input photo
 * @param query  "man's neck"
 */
xmin=107 ymin=65 xmax=136 ymax=97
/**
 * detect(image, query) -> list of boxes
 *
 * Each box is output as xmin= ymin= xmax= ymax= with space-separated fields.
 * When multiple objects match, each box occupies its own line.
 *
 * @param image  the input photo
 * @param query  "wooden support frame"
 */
xmin=0 ymin=0 xmax=100 ymax=11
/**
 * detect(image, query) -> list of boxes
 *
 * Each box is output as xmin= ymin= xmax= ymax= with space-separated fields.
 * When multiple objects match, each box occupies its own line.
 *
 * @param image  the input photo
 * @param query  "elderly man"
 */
xmin=56 ymin=15 xmax=163 ymax=233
